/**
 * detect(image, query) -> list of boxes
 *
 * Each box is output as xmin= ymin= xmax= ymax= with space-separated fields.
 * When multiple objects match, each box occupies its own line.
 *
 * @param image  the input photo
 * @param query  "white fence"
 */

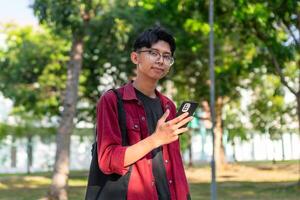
xmin=184 ymin=131 xmax=300 ymax=163
xmin=0 ymin=131 xmax=299 ymax=174
xmin=0 ymin=135 xmax=93 ymax=173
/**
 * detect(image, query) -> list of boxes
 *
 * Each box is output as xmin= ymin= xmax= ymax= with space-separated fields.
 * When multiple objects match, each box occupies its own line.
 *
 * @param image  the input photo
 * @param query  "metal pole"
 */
xmin=209 ymin=0 xmax=217 ymax=199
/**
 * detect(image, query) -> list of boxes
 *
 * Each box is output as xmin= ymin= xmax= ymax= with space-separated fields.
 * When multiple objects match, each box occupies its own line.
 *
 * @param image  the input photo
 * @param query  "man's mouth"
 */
xmin=151 ymin=67 xmax=164 ymax=72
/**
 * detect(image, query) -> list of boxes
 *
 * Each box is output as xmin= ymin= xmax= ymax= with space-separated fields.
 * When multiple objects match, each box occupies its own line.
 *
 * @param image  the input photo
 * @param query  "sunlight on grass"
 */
xmin=0 ymin=176 xmax=51 ymax=190
xmin=69 ymin=179 xmax=86 ymax=187
xmin=0 ymin=183 xmax=8 ymax=189
xmin=0 ymin=161 xmax=299 ymax=200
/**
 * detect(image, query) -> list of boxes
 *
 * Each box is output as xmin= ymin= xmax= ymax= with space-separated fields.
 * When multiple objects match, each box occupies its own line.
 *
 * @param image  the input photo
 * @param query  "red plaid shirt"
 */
xmin=97 ymin=82 xmax=190 ymax=200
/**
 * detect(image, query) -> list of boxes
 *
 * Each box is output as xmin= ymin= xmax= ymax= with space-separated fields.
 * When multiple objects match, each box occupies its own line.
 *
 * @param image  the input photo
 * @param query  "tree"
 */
xmin=32 ymin=1 xmax=92 ymax=199
xmin=223 ymin=99 xmax=248 ymax=161
xmin=233 ymin=0 xmax=300 ymax=134
xmin=248 ymin=72 xmax=297 ymax=161
xmin=1 ymin=3 xmax=137 ymax=198
xmin=0 ymin=23 xmax=68 ymax=175
xmin=31 ymin=1 xmax=139 ymax=199
xmin=0 ymin=24 xmax=69 ymax=119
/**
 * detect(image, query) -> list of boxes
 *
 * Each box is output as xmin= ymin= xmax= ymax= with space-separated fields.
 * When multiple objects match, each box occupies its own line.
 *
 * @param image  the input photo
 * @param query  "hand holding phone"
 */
xmin=176 ymin=101 xmax=199 ymax=128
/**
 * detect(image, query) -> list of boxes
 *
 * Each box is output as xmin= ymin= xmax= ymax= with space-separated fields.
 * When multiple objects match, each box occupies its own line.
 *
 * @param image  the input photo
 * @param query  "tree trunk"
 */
xmin=47 ymin=36 xmax=83 ymax=200
xmin=11 ymin=137 xmax=16 ymax=168
xmin=297 ymin=93 xmax=300 ymax=135
xmin=272 ymin=140 xmax=276 ymax=164
xmin=215 ymin=96 xmax=226 ymax=169
xmin=289 ymin=132 xmax=294 ymax=158
xmin=231 ymin=140 xmax=237 ymax=162
xmin=251 ymin=133 xmax=255 ymax=160
xmin=27 ymin=135 xmax=33 ymax=174
xmin=265 ymin=133 xmax=269 ymax=160
xmin=281 ymin=134 xmax=285 ymax=161
xmin=297 ymin=93 xmax=300 ymax=185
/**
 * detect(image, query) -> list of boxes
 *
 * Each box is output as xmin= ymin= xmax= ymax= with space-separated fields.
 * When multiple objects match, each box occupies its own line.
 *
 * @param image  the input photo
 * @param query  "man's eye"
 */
xmin=163 ymin=55 xmax=172 ymax=61
xmin=149 ymin=51 xmax=159 ymax=56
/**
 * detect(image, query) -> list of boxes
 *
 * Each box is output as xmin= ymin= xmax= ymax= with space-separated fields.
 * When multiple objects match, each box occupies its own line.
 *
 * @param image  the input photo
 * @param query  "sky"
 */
xmin=0 ymin=1 xmax=38 ymax=121
xmin=0 ymin=0 xmax=38 ymax=26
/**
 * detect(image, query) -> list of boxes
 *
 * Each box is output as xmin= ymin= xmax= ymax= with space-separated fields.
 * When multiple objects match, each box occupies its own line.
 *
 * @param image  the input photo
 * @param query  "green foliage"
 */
xmin=179 ymin=130 xmax=191 ymax=152
xmin=233 ymin=0 xmax=299 ymax=91
xmin=0 ymin=24 xmax=69 ymax=118
xmin=32 ymin=0 xmax=89 ymax=37
xmin=248 ymin=73 xmax=295 ymax=139
xmin=1 ymin=0 xmax=298 ymax=145
xmin=0 ymin=2 xmax=137 ymax=125
xmin=223 ymin=100 xmax=248 ymax=142
xmin=0 ymin=122 xmax=56 ymax=140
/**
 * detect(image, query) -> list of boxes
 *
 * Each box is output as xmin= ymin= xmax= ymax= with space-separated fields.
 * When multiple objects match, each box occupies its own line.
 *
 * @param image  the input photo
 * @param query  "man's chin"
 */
xmin=150 ymin=74 xmax=167 ymax=81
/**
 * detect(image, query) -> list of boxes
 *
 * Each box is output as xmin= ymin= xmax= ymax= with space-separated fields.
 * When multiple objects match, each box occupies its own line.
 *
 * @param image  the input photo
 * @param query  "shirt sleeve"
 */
xmin=96 ymin=90 xmax=129 ymax=175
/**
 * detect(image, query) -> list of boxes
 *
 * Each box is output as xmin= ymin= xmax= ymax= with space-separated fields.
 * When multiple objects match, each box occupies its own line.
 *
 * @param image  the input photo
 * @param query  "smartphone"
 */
xmin=176 ymin=101 xmax=199 ymax=128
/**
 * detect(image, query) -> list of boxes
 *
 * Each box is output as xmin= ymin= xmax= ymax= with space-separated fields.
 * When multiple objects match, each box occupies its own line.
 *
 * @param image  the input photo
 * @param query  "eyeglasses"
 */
xmin=137 ymin=49 xmax=174 ymax=66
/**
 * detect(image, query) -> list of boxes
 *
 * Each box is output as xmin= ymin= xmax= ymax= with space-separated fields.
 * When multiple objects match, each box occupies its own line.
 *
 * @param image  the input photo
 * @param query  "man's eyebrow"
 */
xmin=150 ymin=48 xmax=171 ymax=55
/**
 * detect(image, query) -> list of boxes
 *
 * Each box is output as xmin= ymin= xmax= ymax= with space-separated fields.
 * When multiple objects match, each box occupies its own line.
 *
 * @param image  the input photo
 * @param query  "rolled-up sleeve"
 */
xmin=97 ymin=90 xmax=129 ymax=175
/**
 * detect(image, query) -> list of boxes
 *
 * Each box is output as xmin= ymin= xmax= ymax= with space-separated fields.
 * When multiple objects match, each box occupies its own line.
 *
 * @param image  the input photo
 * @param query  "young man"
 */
xmin=97 ymin=27 xmax=193 ymax=200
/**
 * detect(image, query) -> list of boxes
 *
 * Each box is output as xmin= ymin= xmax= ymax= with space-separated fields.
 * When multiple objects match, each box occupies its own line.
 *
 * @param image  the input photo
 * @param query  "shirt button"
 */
xmin=134 ymin=124 xmax=139 ymax=129
xmin=141 ymin=116 xmax=146 ymax=121
xmin=152 ymin=180 xmax=155 ymax=186
xmin=165 ymin=160 xmax=168 ymax=164
xmin=169 ymin=180 xmax=173 ymax=184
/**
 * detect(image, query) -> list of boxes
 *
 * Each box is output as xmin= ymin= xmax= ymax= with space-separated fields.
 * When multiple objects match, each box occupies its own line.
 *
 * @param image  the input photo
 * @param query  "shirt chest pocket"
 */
xmin=126 ymin=116 xmax=141 ymax=145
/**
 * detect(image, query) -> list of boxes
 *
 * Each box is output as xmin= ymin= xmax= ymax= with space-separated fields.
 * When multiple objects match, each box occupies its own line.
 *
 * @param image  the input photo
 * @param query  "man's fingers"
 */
xmin=175 ymin=127 xmax=189 ymax=135
xmin=159 ymin=109 xmax=170 ymax=123
xmin=169 ymin=112 xmax=189 ymax=125
xmin=174 ymin=116 xmax=193 ymax=129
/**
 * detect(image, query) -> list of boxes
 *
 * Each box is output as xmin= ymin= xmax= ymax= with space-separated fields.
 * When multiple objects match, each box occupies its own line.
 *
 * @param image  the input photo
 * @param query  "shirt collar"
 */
xmin=122 ymin=82 xmax=172 ymax=109
xmin=123 ymin=82 xmax=138 ymax=101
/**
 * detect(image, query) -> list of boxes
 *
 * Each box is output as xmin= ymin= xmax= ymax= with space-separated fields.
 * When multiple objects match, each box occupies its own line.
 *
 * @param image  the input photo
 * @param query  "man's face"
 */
xmin=131 ymin=40 xmax=173 ymax=81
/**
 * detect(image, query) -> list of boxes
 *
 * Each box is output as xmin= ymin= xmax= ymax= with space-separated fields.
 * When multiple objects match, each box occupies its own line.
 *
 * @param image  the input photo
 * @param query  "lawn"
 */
xmin=0 ymin=161 xmax=299 ymax=200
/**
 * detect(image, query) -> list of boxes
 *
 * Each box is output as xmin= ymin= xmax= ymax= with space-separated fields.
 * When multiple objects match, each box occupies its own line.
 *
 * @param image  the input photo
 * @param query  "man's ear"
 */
xmin=131 ymin=52 xmax=139 ymax=65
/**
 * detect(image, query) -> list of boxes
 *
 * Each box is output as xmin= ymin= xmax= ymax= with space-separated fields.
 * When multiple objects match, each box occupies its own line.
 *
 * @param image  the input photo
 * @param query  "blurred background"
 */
xmin=0 ymin=0 xmax=299 ymax=200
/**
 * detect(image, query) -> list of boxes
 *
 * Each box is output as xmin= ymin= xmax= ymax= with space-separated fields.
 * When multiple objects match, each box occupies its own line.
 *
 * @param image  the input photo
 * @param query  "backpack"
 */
xmin=85 ymin=89 xmax=132 ymax=200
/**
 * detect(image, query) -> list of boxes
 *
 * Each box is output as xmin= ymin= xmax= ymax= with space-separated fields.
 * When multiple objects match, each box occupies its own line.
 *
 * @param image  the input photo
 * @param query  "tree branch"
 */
xmin=281 ymin=19 xmax=300 ymax=48
xmin=269 ymin=50 xmax=297 ymax=95
xmin=80 ymin=0 xmax=92 ymax=23
xmin=252 ymin=26 xmax=298 ymax=95
xmin=298 ymin=59 xmax=300 ymax=97
xmin=297 ymin=12 xmax=300 ymax=42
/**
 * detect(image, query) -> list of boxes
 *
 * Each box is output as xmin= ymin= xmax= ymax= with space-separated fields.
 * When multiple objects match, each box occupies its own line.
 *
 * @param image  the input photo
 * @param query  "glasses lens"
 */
xmin=141 ymin=49 xmax=174 ymax=66
xmin=169 ymin=58 xmax=174 ymax=66
xmin=163 ymin=55 xmax=174 ymax=66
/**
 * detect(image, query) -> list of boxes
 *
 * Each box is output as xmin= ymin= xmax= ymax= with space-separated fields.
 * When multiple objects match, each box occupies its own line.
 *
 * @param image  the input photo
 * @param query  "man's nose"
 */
xmin=156 ymin=54 xmax=164 ymax=65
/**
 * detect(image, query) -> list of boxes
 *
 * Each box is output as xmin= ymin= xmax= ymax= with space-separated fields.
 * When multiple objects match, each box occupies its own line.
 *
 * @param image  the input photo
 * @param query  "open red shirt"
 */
xmin=97 ymin=82 xmax=190 ymax=200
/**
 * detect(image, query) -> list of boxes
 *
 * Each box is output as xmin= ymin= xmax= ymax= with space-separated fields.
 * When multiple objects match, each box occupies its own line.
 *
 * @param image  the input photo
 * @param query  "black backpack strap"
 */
xmin=111 ymin=89 xmax=129 ymax=146
xmin=95 ymin=88 xmax=128 ymax=146
xmin=86 ymin=88 xmax=131 ymax=200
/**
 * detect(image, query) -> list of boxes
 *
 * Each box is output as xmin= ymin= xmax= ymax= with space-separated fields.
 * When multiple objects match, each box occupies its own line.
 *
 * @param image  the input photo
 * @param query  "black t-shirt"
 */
xmin=135 ymin=88 xmax=171 ymax=200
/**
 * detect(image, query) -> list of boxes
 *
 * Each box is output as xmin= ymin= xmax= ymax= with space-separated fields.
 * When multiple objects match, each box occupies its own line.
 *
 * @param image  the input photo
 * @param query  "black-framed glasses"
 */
xmin=137 ymin=49 xmax=174 ymax=66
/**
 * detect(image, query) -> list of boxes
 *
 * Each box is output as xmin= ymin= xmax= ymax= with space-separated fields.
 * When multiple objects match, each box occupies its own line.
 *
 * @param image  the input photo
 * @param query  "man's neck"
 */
xmin=133 ymin=76 xmax=157 ymax=98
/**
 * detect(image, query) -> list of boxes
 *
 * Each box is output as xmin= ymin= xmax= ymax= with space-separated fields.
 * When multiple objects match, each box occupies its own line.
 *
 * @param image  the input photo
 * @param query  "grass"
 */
xmin=0 ymin=161 xmax=299 ymax=200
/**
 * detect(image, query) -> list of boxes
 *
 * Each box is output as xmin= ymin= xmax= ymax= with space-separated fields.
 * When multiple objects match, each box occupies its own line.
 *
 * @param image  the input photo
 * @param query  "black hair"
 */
xmin=133 ymin=26 xmax=176 ymax=55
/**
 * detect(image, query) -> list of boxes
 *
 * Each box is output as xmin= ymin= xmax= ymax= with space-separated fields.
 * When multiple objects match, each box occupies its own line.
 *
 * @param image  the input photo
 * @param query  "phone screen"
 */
xmin=176 ymin=101 xmax=199 ymax=128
